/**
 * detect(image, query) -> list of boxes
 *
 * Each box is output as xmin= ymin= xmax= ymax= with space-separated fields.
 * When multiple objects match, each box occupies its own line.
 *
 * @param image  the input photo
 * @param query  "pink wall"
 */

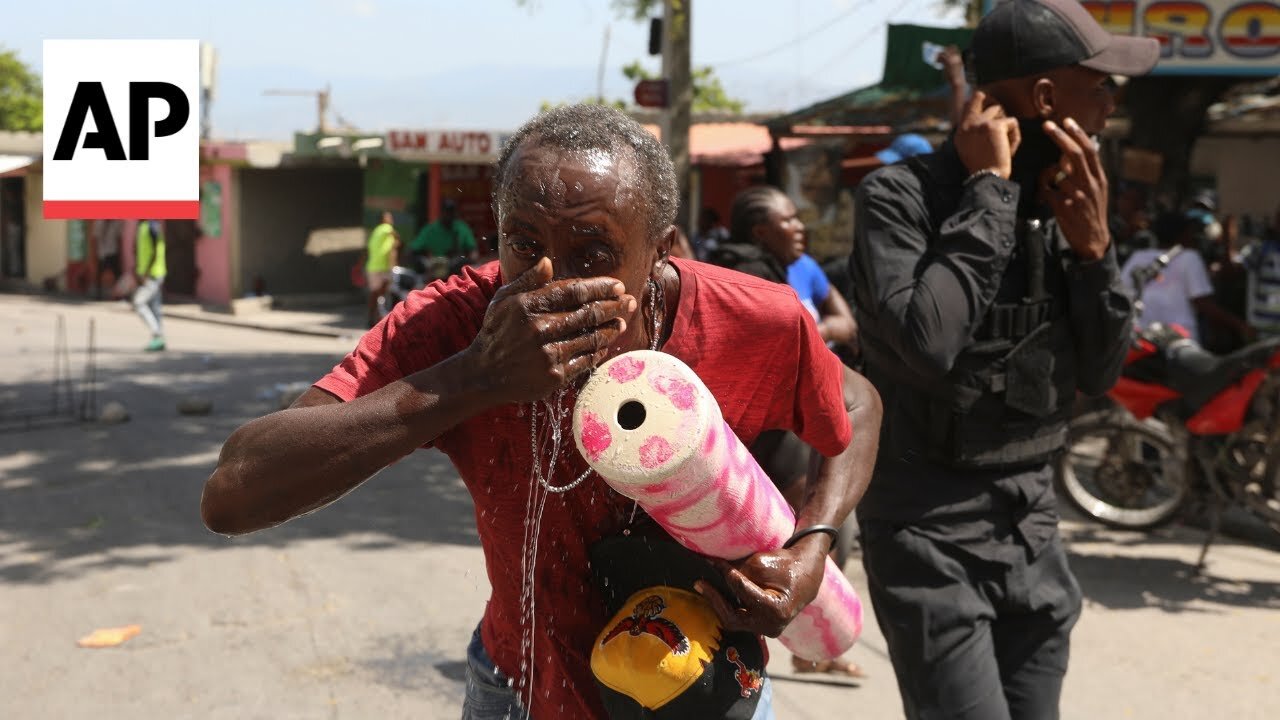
xmin=106 ymin=165 xmax=233 ymax=306
xmin=195 ymin=163 xmax=234 ymax=305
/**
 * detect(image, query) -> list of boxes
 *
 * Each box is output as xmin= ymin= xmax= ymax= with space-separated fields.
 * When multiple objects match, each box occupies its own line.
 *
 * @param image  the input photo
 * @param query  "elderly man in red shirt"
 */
xmin=201 ymin=104 xmax=881 ymax=719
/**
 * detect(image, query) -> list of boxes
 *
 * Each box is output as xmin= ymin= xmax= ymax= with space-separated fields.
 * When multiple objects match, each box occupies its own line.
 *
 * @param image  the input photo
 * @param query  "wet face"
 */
xmin=495 ymin=140 xmax=666 ymax=339
xmin=754 ymin=195 xmax=805 ymax=265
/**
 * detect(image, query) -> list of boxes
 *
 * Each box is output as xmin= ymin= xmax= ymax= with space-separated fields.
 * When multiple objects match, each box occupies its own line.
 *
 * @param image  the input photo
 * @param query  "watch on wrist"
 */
xmin=964 ymin=168 xmax=1003 ymax=186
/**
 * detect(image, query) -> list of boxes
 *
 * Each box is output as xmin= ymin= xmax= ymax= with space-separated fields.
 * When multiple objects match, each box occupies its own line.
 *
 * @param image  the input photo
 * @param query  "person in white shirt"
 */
xmin=1121 ymin=212 xmax=1252 ymax=344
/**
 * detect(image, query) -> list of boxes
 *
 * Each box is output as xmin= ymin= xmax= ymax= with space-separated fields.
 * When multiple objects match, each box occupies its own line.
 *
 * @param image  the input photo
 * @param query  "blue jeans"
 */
xmin=460 ymin=625 xmax=775 ymax=719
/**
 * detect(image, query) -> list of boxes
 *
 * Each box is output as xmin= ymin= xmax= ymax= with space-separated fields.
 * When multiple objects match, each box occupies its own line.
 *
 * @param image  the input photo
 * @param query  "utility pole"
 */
xmin=662 ymin=0 xmax=692 ymax=233
xmin=199 ymin=43 xmax=217 ymax=140
xmin=596 ymin=24 xmax=611 ymax=104
xmin=263 ymin=84 xmax=332 ymax=134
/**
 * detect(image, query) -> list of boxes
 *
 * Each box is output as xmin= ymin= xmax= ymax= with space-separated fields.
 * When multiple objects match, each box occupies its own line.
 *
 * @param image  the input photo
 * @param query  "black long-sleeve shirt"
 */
xmin=850 ymin=143 xmax=1134 ymax=556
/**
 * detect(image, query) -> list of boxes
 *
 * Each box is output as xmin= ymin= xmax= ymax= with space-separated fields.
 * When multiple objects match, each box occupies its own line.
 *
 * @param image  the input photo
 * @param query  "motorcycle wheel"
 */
xmin=1056 ymin=418 xmax=1189 ymax=530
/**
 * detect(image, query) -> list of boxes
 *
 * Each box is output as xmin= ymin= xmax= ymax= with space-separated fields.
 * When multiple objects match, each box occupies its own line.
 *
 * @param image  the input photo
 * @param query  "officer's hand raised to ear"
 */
xmin=1042 ymin=118 xmax=1110 ymax=262
xmin=955 ymin=91 xmax=1022 ymax=180
xmin=468 ymin=257 xmax=636 ymax=404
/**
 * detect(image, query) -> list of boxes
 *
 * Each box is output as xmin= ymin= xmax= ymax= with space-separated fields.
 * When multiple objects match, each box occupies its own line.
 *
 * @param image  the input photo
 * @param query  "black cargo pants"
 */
xmin=859 ymin=493 xmax=1082 ymax=719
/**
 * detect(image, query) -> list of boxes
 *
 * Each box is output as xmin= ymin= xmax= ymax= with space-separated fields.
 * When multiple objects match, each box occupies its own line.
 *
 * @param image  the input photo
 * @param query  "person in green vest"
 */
xmin=410 ymin=198 xmax=477 ymax=276
xmin=364 ymin=211 xmax=400 ymax=327
xmin=133 ymin=220 xmax=167 ymax=352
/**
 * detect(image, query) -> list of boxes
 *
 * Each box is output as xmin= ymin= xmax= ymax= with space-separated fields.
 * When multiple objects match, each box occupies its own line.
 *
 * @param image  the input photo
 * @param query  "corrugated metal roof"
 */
xmin=642 ymin=122 xmax=810 ymax=167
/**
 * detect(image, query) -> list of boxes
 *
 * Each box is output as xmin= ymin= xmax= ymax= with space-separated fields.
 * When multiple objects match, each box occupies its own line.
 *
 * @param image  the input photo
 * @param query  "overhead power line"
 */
xmin=810 ymin=0 xmax=918 ymax=79
xmin=706 ymin=0 xmax=875 ymax=69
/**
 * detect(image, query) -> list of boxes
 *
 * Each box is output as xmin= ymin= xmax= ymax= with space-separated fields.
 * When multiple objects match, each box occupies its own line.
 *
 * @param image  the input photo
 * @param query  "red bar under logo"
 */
xmin=44 ymin=200 xmax=199 ymax=220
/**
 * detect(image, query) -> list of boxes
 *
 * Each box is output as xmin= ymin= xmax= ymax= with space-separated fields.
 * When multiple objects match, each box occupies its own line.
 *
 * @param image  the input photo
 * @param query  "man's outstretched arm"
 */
xmin=698 ymin=365 xmax=883 ymax=637
xmin=202 ymin=260 xmax=633 ymax=536
xmin=200 ymin=355 xmax=497 ymax=536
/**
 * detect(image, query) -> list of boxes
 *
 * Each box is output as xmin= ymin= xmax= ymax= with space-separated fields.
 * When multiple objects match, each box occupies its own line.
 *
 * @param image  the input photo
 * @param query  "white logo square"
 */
xmin=43 ymin=40 xmax=200 ymax=219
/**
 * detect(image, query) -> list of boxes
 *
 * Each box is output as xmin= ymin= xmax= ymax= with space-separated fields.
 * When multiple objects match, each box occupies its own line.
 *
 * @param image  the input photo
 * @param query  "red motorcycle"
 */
xmin=1057 ymin=310 xmax=1280 ymax=563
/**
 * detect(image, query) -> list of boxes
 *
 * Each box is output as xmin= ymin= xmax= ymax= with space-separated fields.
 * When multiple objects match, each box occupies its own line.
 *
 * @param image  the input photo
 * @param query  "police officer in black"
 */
xmin=849 ymin=2 xmax=1159 ymax=718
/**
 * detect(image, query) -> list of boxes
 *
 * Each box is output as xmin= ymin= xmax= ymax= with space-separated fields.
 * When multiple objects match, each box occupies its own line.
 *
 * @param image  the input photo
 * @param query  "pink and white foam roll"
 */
xmin=571 ymin=349 xmax=862 ymax=661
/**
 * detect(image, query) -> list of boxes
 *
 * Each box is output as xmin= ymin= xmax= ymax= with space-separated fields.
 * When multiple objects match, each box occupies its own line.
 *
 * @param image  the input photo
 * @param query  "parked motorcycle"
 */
xmin=1056 ymin=243 xmax=1280 ymax=565
xmin=376 ymin=257 xmax=457 ymax=320
xmin=1057 ymin=322 xmax=1280 ymax=564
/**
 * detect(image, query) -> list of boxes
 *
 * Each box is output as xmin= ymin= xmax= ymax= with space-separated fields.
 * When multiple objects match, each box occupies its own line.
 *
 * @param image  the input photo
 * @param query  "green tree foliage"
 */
xmin=622 ymin=60 xmax=744 ymax=114
xmin=690 ymin=66 xmax=743 ymax=114
xmin=610 ymin=0 xmax=663 ymax=22
xmin=525 ymin=1 xmax=745 ymax=114
xmin=940 ymin=0 xmax=983 ymax=27
xmin=0 ymin=47 xmax=42 ymax=131
xmin=540 ymin=98 xmax=629 ymax=112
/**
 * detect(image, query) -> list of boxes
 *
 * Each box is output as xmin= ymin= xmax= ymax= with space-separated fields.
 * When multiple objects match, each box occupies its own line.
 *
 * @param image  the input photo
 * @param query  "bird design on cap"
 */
xmin=600 ymin=594 xmax=691 ymax=655
xmin=726 ymin=647 xmax=763 ymax=698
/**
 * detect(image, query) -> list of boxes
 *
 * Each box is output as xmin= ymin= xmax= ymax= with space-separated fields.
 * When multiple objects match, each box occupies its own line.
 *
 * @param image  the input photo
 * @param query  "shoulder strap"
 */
xmin=1132 ymin=246 xmax=1184 ymax=293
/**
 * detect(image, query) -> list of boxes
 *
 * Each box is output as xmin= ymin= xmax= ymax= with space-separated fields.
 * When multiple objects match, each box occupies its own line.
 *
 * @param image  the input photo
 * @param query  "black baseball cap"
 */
xmin=970 ymin=0 xmax=1160 ymax=86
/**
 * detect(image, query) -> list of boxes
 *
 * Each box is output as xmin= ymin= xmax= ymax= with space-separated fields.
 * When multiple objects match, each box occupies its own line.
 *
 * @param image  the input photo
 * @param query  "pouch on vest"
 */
xmin=1003 ymin=322 xmax=1057 ymax=417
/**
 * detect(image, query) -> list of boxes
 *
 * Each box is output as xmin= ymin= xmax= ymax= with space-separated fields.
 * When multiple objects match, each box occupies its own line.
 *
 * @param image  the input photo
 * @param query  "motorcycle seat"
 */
xmin=1165 ymin=336 xmax=1280 ymax=410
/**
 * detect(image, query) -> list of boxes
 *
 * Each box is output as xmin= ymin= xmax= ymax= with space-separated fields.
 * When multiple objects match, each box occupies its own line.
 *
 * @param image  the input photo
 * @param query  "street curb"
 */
xmin=1 ymin=290 xmax=364 ymax=339
xmin=161 ymin=308 xmax=361 ymax=339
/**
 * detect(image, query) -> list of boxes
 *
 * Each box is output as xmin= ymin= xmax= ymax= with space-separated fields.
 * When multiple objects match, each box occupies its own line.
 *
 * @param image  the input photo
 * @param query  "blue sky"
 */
xmin=6 ymin=0 xmax=965 ymax=140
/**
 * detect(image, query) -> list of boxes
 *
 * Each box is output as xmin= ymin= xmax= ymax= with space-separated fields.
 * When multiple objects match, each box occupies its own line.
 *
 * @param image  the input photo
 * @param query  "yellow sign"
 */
xmin=982 ymin=1 xmax=1280 ymax=75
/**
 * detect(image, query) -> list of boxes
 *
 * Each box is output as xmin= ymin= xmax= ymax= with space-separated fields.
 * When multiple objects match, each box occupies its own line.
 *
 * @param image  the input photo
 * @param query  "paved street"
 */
xmin=2 ymin=293 xmax=1278 ymax=719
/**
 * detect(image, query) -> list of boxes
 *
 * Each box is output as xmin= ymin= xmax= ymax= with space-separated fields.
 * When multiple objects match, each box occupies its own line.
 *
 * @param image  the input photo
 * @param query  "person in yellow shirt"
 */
xmin=364 ymin=211 xmax=400 ymax=327
xmin=133 ymin=220 xmax=167 ymax=351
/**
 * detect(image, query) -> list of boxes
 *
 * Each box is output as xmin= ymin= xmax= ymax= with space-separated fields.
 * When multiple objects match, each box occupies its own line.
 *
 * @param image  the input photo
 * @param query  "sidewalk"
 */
xmin=0 ymin=289 xmax=369 ymax=339
xmin=162 ymin=302 xmax=366 ymax=339
xmin=88 ymin=297 xmax=369 ymax=339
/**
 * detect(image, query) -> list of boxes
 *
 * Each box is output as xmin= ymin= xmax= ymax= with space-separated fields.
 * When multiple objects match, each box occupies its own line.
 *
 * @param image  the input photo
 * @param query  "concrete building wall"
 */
xmin=1190 ymin=136 xmax=1280 ymax=224
xmin=237 ymin=166 xmax=363 ymax=297
xmin=22 ymin=172 xmax=68 ymax=286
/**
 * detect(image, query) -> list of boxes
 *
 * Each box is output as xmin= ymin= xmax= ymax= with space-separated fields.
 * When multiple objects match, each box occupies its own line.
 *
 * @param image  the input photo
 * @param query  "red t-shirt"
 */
xmin=316 ymin=258 xmax=851 ymax=718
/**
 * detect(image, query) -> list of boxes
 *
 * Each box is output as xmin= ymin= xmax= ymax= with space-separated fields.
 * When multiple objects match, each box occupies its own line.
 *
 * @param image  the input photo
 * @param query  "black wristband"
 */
xmin=783 ymin=524 xmax=840 ymax=551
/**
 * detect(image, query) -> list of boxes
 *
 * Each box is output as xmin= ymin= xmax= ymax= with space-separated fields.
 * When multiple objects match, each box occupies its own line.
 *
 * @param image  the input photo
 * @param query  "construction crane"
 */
xmin=263 ymin=84 xmax=332 ymax=133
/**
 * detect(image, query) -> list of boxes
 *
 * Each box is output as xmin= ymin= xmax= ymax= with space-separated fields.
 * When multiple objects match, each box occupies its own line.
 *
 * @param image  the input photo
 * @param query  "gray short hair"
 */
xmin=492 ymin=104 xmax=678 ymax=242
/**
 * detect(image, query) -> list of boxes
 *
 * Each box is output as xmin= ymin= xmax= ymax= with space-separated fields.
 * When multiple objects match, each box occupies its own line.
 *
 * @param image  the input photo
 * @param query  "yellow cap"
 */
xmin=590 ymin=586 xmax=721 ymax=710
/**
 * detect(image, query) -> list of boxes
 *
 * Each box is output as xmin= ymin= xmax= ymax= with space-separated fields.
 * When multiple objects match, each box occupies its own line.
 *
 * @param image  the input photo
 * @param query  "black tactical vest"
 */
xmin=863 ymin=155 xmax=1078 ymax=470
